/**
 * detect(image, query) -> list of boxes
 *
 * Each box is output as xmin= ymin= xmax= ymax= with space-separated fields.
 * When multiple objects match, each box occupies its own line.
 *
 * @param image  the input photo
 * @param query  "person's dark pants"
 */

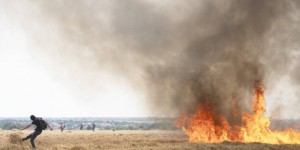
xmin=22 ymin=130 xmax=42 ymax=148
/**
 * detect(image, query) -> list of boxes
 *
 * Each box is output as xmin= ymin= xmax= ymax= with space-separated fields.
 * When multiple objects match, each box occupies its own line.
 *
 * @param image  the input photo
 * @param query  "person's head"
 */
xmin=30 ymin=115 xmax=36 ymax=121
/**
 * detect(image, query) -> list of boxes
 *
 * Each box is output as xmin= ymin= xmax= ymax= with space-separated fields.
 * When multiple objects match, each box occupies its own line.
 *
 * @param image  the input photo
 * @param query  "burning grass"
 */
xmin=0 ymin=130 xmax=300 ymax=149
xmin=175 ymin=81 xmax=300 ymax=144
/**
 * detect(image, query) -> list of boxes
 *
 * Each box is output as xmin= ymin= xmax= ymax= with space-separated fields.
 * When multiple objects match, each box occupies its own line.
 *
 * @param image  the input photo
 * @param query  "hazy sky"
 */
xmin=0 ymin=0 xmax=300 ymax=119
xmin=0 ymin=0 xmax=151 ymax=117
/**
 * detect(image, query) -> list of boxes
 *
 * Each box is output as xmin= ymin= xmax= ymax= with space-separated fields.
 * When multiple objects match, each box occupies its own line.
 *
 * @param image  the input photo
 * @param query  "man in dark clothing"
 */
xmin=60 ymin=122 xmax=65 ymax=132
xmin=92 ymin=123 xmax=96 ymax=132
xmin=21 ymin=115 xmax=53 ymax=149
xmin=80 ymin=123 xmax=83 ymax=130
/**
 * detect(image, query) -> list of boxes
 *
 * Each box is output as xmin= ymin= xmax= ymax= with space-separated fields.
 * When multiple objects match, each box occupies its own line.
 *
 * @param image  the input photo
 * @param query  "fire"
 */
xmin=176 ymin=81 xmax=300 ymax=144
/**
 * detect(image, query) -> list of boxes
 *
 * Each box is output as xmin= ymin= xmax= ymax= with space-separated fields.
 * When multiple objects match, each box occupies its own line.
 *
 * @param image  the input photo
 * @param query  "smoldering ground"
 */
xmin=2 ymin=0 xmax=300 ymax=122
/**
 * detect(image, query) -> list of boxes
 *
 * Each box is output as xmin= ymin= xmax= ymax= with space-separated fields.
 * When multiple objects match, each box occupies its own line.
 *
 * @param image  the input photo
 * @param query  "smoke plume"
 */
xmin=3 ymin=0 xmax=300 ymax=120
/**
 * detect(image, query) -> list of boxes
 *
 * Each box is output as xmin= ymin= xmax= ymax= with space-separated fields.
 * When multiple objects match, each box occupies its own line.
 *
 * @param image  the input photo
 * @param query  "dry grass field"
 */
xmin=1 ymin=129 xmax=300 ymax=150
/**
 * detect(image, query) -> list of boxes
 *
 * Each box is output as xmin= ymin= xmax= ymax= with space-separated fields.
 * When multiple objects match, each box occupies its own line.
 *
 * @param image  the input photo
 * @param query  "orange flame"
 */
xmin=176 ymin=81 xmax=300 ymax=144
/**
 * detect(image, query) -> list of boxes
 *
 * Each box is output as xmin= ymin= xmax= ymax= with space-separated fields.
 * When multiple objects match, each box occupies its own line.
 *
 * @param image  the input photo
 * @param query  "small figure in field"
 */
xmin=112 ymin=121 xmax=115 ymax=131
xmin=92 ymin=123 xmax=96 ymax=132
xmin=21 ymin=115 xmax=53 ymax=150
xmin=60 ymin=122 xmax=65 ymax=132
xmin=80 ymin=123 xmax=83 ymax=130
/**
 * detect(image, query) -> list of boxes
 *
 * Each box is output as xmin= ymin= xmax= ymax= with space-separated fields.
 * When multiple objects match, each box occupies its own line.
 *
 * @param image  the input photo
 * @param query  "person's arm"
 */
xmin=46 ymin=121 xmax=53 ymax=130
xmin=20 ymin=124 xmax=32 ymax=130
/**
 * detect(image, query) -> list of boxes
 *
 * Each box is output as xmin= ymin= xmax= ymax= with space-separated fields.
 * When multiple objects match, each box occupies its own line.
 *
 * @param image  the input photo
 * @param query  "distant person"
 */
xmin=80 ymin=123 xmax=83 ymax=130
xmin=20 ymin=115 xmax=53 ymax=150
xmin=60 ymin=122 xmax=65 ymax=132
xmin=92 ymin=123 xmax=96 ymax=132
xmin=112 ymin=121 xmax=115 ymax=131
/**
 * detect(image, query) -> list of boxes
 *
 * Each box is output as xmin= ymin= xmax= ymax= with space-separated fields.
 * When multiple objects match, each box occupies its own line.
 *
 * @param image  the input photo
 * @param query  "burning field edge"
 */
xmin=175 ymin=81 xmax=300 ymax=144
xmin=1 ymin=130 xmax=300 ymax=150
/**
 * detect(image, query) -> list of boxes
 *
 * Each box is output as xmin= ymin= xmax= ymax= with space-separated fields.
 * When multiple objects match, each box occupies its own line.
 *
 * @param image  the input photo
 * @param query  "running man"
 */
xmin=21 ymin=115 xmax=53 ymax=150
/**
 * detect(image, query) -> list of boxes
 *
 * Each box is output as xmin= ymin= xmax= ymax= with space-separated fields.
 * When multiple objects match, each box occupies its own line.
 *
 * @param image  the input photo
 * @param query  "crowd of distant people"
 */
xmin=13 ymin=121 xmax=115 ymax=132
xmin=10 ymin=121 xmax=116 ymax=132
xmin=59 ymin=122 xmax=112 ymax=132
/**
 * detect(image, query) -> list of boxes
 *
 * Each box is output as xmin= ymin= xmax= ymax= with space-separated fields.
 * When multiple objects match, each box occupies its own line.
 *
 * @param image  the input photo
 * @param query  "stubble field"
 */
xmin=0 ymin=130 xmax=300 ymax=150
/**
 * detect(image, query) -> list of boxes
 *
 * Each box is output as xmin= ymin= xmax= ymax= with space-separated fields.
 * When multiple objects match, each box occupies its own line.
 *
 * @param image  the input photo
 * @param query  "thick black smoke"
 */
xmin=143 ymin=0 xmax=300 ymax=123
xmin=7 ymin=0 xmax=300 ymax=120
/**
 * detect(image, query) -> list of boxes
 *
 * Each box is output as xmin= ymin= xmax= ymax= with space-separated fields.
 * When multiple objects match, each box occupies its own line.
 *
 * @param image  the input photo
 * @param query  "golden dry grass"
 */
xmin=0 ymin=130 xmax=300 ymax=150
xmin=8 ymin=133 xmax=22 ymax=144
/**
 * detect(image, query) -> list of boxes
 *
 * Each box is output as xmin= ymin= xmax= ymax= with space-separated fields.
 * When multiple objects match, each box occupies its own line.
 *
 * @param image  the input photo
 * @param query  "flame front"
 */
xmin=176 ymin=81 xmax=300 ymax=144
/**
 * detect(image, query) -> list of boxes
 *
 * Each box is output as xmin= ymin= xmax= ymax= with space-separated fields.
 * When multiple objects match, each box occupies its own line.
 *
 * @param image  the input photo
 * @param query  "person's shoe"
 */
xmin=31 ymin=148 xmax=36 ymax=150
